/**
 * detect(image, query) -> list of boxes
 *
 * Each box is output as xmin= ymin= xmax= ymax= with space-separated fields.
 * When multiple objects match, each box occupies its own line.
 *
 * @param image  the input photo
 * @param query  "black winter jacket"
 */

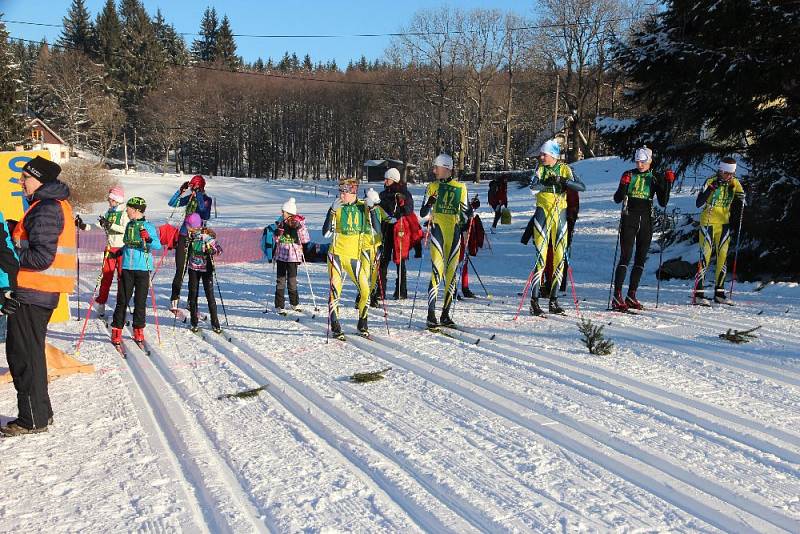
xmin=14 ymin=180 xmax=71 ymax=309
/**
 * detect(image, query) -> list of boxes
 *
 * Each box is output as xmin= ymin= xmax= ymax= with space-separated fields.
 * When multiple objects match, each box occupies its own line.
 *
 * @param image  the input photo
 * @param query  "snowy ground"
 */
xmin=1 ymin=159 xmax=798 ymax=533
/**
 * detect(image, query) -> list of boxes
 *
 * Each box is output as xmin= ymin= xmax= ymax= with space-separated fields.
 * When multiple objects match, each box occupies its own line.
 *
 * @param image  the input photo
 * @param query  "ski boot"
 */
xmin=530 ymin=298 xmax=545 ymax=316
xmin=212 ymin=326 xmax=223 ymax=334
xmin=549 ymin=296 xmax=565 ymax=315
xmin=693 ymin=290 xmax=712 ymax=306
xmin=369 ymin=295 xmax=381 ymax=308
xmin=330 ymin=319 xmax=345 ymax=341
xmin=625 ymin=291 xmax=644 ymax=310
xmin=111 ymin=326 xmax=123 ymax=347
xmin=426 ymin=310 xmax=440 ymax=330
xmin=714 ymin=289 xmax=733 ymax=306
xmin=439 ymin=308 xmax=456 ymax=328
xmin=461 ymin=287 xmax=477 ymax=299
xmin=133 ymin=327 xmax=145 ymax=342
xmin=611 ymin=290 xmax=628 ymax=312
xmin=357 ymin=317 xmax=370 ymax=337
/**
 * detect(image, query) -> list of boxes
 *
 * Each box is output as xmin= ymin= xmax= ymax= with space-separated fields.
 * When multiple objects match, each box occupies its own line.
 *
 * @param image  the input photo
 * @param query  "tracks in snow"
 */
xmin=77 ymin=293 xmax=272 ymax=533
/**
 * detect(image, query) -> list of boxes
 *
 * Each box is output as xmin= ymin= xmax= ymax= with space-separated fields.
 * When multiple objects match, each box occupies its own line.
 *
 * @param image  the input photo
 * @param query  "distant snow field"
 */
xmin=1 ymin=158 xmax=797 ymax=533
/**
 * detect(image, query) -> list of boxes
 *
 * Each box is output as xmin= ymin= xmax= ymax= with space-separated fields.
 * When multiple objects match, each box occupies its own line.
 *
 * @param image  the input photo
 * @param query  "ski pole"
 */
xmin=325 ymin=213 xmax=338 ymax=344
xmin=299 ymin=248 xmax=319 ymax=312
xmin=655 ymin=207 xmax=673 ymax=308
xmin=450 ymin=214 xmax=476 ymax=320
xmin=373 ymin=249 xmax=390 ymax=336
xmin=728 ymin=198 xmax=745 ymax=300
xmin=606 ymin=196 xmax=626 ymax=309
xmin=565 ymin=244 xmax=581 ymax=317
xmin=143 ymin=238 xmax=161 ymax=345
xmin=466 ymin=255 xmax=490 ymax=298
xmin=408 ymin=216 xmax=432 ymax=328
xmin=172 ymin=237 xmax=191 ymax=330
xmin=210 ymin=255 xmax=228 ymax=326
xmin=76 ymin=226 xmax=81 ymax=317
xmin=75 ymin=247 xmax=111 ymax=354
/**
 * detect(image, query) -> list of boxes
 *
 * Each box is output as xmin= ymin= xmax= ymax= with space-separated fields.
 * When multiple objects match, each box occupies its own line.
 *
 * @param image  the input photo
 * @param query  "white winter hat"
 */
xmin=719 ymin=160 xmax=736 ymax=173
xmin=384 ymin=167 xmax=401 ymax=183
xmin=433 ymin=153 xmax=454 ymax=170
xmin=366 ymin=187 xmax=381 ymax=207
xmin=539 ymin=139 xmax=561 ymax=159
xmin=281 ymin=197 xmax=298 ymax=215
xmin=635 ymin=146 xmax=653 ymax=162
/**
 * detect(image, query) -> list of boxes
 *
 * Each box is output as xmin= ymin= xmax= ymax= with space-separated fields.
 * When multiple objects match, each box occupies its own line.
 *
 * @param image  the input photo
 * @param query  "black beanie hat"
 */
xmin=21 ymin=156 xmax=61 ymax=183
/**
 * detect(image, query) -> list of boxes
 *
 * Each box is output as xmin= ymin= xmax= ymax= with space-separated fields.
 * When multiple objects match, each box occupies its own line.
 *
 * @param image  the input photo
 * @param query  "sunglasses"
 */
xmin=338 ymin=186 xmax=353 ymax=194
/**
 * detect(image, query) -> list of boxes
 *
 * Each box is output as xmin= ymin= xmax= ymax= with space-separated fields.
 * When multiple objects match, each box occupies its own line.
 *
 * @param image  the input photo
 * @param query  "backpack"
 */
xmin=261 ymin=224 xmax=277 ymax=262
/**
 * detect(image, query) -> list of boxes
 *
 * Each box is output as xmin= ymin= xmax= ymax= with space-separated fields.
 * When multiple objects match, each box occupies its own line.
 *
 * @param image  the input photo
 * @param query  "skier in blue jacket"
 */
xmin=110 ymin=197 xmax=161 ymax=350
xmin=168 ymin=175 xmax=212 ymax=310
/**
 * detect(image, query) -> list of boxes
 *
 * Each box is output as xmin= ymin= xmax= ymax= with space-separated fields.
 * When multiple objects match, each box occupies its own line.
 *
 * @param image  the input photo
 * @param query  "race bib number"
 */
xmin=435 ymin=183 xmax=461 ymax=215
xmin=339 ymin=205 xmax=365 ymax=235
xmin=628 ymin=173 xmax=652 ymax=200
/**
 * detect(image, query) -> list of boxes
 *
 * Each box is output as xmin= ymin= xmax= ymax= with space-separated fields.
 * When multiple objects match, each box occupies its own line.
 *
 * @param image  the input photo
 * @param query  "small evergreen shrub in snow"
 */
xmin=578 ymin=318 xmax=614 ymax=355
xmin=59 ymin=159 xmax=115 ymax=212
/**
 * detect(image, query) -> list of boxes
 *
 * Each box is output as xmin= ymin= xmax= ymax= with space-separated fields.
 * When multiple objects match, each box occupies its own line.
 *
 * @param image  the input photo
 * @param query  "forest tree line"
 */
xmin=1 ymin=0 xmax=645 ymax=181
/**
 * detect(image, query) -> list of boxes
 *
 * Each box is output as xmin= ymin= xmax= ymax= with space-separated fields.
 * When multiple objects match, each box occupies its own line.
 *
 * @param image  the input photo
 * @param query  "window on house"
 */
xmin=31 ymin=129 xmax=43 ymax=142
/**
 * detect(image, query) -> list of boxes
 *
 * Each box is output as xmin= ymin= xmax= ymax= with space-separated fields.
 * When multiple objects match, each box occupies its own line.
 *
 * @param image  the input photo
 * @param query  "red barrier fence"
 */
xmin=77 ymin=228 xmax=266 ymax=267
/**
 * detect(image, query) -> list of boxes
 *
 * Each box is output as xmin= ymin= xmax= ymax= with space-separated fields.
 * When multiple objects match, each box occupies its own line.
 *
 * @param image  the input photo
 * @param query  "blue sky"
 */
xmin=1 ymin=1 xmax=532 ymax=65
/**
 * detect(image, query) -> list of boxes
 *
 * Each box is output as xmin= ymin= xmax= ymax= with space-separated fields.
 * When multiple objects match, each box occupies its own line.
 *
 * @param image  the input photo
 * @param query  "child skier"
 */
xmin=74 ymin=185 xmax=129 ymax=317
xmin=322 ymin=178 xmax=382 ymax=339
xmin=274 ymin=197 xmax=311 ymax=314
xmin=110 ymin=197 xmax=161 ymax=351
xmin=168 ymin=175 xmax=213 ymax=311
xmin=185 ymin=213 xmax=222 ymax=333
xmin=693 ymin=157 xmax=745 ymax=305
xmin=611 ymin=147 xmax=675 ymax=311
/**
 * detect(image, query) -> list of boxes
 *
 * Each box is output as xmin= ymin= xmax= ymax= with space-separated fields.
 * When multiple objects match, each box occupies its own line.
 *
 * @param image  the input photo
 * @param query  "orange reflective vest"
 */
xmin=12 ymin=199 xmax=77 ymax=293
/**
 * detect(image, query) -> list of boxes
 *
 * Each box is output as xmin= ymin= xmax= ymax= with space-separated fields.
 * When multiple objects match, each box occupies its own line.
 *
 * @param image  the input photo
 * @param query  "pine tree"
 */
xmin=58 ymin=0 xmax=96 ymax=56
xmin=0 ymin=19 xmax=25 ymax=148
xmin=602 ymin=0 xmax=800 ymax=277
xmin=253 ymin=57 xmax=265 ymax=71
xmin=277 ymin=51 xmax=291 ymax=71
xmin=116 ymin=0 xmax=165 ymax=119
xmin=215 ymin=15 xmax=238 ymax=70
xmin=153 ymin=9 xmax=188 ymax=65
xmin=302 ymin=54 xmax=313 ymax=71
xmin=95 ymin=0 xmax=121 ymax=71
xmin=192 ymin=6 xmax=218 ymax=63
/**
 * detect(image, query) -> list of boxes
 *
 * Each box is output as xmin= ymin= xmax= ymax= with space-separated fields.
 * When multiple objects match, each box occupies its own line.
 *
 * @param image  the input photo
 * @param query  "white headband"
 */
xmin=719 ymin=161 xmax=736 ymax=173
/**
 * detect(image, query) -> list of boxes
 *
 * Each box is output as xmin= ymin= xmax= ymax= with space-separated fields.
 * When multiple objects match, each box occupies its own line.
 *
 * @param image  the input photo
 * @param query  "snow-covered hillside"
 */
xmin=1 ymin=159 xmax=798 ymax=533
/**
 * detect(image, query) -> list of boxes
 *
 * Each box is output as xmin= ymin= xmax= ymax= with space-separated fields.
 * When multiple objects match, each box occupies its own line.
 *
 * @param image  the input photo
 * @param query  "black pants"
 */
xmin=113 ymin=269 xmax=150 ymax=328
xmin=274 ymin=261 xmax=299 ymax=309
xmin=614 ymin=210 xmax=653 ymax=294
xmin=6 ymin=303 xmax=54 ymax=429
xmin=170 ymin=234 xmax=189 ymax=301
xmin=188 ymin=268 xmax=220 ymax=328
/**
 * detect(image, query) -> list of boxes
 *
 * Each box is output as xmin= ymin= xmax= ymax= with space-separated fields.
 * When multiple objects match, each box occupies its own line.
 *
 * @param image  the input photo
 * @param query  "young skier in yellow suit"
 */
xmin=420 ymin=154 xmax=472 ymax=329
xmin=526 ymin=140 xmax=585 ymax=316
xmin=322 ymin=178 xmax=382 ymax=338
xmin=693 ymin=157 xmax=745 ymax=306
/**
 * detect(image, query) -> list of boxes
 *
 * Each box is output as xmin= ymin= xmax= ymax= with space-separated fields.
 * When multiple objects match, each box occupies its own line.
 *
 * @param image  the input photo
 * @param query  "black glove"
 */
xmin=180 ymin=181 xmax=190 ymax=193
xmin=98 ymin=216 xmax=112 ymax=231
xmin=74 ymin=215 xmax=88 ymax=231
xmin=426 ymin=194 xmax=437 ymax=207
xmin=0 ymin=290 xmax=20 ymax=315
